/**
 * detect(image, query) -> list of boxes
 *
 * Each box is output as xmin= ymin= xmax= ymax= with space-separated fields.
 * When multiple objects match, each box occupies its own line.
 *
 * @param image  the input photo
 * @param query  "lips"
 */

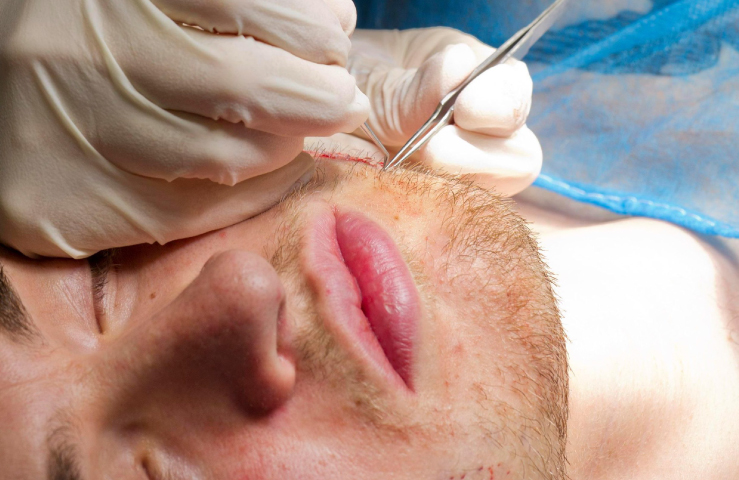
xmin=304 ymin=207 xmax=420 ymax=390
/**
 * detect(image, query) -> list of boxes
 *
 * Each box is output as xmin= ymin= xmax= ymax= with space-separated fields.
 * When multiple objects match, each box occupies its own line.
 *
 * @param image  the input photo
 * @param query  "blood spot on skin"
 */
xmin=449 ymin=466 xmax=502 ymax=480
xmin=306 ymin=150 xmax=381 ymax=168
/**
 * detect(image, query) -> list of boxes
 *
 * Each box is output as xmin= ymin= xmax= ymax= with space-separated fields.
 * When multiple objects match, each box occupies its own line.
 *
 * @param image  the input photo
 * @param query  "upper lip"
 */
xmin=302 ymin=204 xmax=420 ymax=391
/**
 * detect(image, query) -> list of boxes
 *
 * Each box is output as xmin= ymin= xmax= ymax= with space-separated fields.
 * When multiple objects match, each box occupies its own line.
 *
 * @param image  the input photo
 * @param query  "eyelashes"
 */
xmin=88 ymin=250 xmax=117 ymax=334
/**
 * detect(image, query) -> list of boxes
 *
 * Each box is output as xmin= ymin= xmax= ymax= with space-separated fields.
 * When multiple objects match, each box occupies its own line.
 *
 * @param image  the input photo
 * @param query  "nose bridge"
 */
xmin=102 ymin=250 xmax=296 ymax=418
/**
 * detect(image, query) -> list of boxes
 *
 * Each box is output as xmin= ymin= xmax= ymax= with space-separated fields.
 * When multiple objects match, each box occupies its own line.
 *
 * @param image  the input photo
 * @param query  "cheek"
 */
xmin=179 ymin=393 xmax=366 ymax=478
xmin=203 ymin=407 xmax=442 ymax=480
xmin=415 ymin=278 xmax=512 ymax=430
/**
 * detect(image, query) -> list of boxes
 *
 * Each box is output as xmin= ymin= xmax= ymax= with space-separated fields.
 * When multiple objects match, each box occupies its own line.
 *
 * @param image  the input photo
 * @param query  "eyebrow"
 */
xmin=0 ymin=265 xmax=38 ymax=342
xmin=49 ymin=443 xmax=82 ymax=480
xmin=47 ymin=417 xmax=83 ymax=480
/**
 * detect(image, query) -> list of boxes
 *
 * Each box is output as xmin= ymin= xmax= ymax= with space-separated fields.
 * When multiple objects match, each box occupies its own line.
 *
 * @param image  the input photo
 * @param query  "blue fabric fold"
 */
xmin=355 ymin=0 xmax=739 ymax=237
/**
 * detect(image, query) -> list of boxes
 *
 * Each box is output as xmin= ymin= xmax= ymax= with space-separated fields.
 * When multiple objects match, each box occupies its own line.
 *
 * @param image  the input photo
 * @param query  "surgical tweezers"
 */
xmin=383 ymin=0 xmax=568 ymax=171
xmin=360 ymin=122 xmax=390 ymax=164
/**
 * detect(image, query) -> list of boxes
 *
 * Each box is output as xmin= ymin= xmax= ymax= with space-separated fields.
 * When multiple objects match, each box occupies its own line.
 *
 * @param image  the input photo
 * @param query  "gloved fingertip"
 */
xmin=454 ymin=64 xmax=533 ymax=137
xmin=404 ymin=43 xmax=478 ymax=129
xmin=354 ymin=84 xmax=371 ymax=110
xmin=322 ymin=0 xmax=358 ymax=35
xmin=337 ymin=86 xmax=370 ymax=134
xmin=437 ymin=43 xmax=479 ymax=94
xmin=289 ymin=152 xmax=318 ymax=187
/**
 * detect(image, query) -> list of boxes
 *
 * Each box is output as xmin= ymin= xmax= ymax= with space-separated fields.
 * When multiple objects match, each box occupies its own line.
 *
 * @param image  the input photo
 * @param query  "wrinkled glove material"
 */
xmin=348 ymin=27 xmax=543 ymax=196
xmin=0 ymin=0 xmax=368 ymax=258
xmin=356 ymin=0 xmax=739 ymax=238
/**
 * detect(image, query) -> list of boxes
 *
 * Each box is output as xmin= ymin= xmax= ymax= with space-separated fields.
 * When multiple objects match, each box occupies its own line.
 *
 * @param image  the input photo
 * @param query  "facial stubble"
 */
xmin=266 ymin=162 xmax=567 ymax=479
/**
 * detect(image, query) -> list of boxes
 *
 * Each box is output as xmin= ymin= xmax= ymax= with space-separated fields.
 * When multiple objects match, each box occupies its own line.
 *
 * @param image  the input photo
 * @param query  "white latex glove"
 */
xmin=0 ymin=0 xmax=369 ymax=258
xmin=349 ymin=28 xmax=542 ymax=196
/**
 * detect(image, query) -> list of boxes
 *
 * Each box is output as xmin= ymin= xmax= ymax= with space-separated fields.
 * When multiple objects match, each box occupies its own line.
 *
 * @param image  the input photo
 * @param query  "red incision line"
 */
xmin=304 ymin=149 xmax=385 ymax=169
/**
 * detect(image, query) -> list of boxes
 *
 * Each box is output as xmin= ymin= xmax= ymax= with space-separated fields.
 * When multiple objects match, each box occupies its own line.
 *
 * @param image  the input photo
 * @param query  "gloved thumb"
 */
xmin=454 ymin=62 xmax=533 ymax=138
xmin=360 ymin=43 xmax=479 ymax=146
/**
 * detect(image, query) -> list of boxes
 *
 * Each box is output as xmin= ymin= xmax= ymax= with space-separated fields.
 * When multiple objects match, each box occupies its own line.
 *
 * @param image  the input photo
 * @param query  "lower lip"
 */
xmin=306 ymin=209 xmax=420 ymax=390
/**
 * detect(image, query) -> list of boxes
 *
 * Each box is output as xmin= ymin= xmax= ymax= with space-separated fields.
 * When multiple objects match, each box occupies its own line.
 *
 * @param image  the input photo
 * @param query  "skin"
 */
xmin=318 ymin=135 xmax=739 ymax=479
xmin=515 ymin=189 xmax=739 ymax=480
xmin=0 ymin=160 xmax=566 ymax=480
xmin=4 ymin=136 xmax=735 ymax=479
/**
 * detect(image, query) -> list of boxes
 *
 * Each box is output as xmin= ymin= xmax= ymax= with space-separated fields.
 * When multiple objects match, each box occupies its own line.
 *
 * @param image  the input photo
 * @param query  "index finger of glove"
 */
xmin=119 ymin=26 xmax=369 ymax=137
xmin=129 ymin=152 xmax=317 ymax=248
xmin=151 ymin=0 xmax=353 ymax=66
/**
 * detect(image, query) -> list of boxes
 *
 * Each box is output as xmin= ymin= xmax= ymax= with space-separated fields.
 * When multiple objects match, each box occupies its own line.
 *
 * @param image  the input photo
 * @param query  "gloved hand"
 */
xmin=348 ymin=28 xmax=542 ymax=196
xmin=0 ymin=0 xmax=369 ymax=258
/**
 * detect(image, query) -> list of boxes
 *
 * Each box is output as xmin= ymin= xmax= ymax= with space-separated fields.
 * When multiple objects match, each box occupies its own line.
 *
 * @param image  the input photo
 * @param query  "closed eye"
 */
xmin=87 ymin=250 xmax=116 ymax=334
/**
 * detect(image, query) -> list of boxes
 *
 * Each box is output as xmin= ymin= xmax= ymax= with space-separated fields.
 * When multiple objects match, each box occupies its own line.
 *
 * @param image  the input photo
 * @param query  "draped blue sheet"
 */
xmin=355 ymin=0 xmax=739 ymax=237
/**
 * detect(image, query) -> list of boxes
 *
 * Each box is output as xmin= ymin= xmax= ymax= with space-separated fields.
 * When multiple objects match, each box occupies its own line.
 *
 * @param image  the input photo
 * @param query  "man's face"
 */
xmin=0 ymin=160 xmax=567 ymax=480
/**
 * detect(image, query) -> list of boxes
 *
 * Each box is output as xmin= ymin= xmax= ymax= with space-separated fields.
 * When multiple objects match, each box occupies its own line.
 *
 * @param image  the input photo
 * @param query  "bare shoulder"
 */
xmin=513 ymin=189 xmax=739 ymax=480
xmin=513 ymin=187 xmax=739 ymax=327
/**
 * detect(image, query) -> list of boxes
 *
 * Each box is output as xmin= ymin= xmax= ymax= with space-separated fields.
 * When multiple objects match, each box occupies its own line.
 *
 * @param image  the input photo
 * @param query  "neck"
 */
xmin=513 ymin=191 xmax=739 ymax=479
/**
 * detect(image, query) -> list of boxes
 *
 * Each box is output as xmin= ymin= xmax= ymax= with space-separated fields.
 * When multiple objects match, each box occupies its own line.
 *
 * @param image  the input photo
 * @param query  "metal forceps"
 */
xmin=383 ymin=0 xmax=568 ymax=171
xmin=360 ymin=122 xmax=390 ymax=164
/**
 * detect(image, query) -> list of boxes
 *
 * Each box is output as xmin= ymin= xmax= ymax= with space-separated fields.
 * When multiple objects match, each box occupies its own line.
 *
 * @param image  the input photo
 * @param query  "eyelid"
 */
xmin=88 ymin=251 xmax=115 ymax=334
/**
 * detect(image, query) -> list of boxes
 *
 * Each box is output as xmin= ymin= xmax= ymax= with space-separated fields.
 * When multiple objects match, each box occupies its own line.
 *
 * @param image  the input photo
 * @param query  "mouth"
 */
xmin=303 ymin=206 xmax=420 ymax=391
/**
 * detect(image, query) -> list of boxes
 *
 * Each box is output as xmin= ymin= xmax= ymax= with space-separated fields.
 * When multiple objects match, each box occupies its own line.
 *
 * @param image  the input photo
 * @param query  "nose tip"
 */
xmin=111 ymin=250 xmax=296 ymax=417
xmin=194 ymin=250 xmax=296 ymax=413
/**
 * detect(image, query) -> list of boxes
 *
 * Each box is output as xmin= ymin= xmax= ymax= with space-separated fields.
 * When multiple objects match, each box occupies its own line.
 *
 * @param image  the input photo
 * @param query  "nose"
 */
xmin=104 ymin=250 xmax=296 ymax=416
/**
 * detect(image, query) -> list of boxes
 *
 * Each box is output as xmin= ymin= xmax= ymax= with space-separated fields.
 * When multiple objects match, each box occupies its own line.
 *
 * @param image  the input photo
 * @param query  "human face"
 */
xmin=0 ymin=160 xmax=567 ymax=480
